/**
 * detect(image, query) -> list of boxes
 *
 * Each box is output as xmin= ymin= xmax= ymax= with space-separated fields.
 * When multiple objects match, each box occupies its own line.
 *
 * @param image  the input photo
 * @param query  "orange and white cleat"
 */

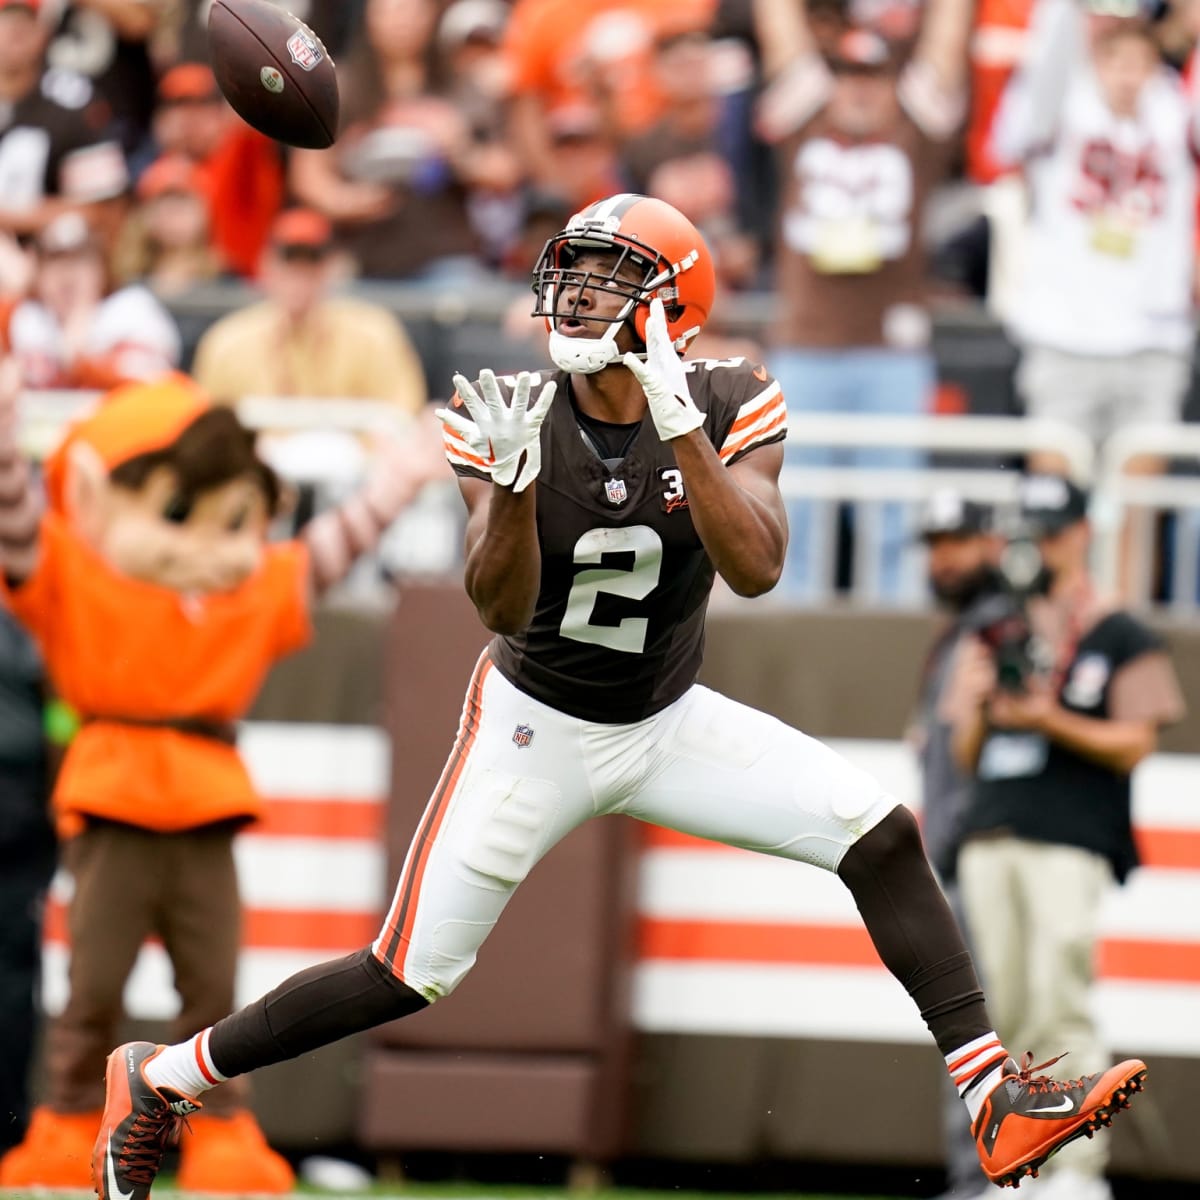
xmin=92 ymin=1041 xmax=202 ymax=1200
xmin=972 ymin=1053 xmax=1146 ymax=1189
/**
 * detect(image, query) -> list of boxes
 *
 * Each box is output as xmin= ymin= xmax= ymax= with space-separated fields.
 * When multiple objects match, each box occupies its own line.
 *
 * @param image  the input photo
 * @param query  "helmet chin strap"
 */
xmin=547 ymin=292 xmax=639 ymax=375
xmin=547 ymin=323 xmax=625 ymax=375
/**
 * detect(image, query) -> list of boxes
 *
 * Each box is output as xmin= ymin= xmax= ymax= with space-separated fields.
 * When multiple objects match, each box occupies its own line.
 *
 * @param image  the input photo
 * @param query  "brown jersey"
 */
xmin=448 ymin=357 xmax=787 ymax=723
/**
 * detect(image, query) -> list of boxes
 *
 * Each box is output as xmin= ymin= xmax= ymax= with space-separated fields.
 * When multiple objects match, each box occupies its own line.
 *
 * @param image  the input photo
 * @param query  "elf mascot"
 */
xmin=0 ymin=364 xmax=445 ymax=1190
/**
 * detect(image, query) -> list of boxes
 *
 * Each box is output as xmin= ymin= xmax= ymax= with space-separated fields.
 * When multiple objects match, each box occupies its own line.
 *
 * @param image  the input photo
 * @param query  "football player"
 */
xmin=94 ymin=195 xmax=1147 ymax=1198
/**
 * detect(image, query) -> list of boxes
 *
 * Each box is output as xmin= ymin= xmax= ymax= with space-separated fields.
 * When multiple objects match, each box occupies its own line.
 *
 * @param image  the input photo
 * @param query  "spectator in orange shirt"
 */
xmin=148 ymin=63 xmax=284 ymax=278
xmin=503 ymin=0 xmax=717 ymax=189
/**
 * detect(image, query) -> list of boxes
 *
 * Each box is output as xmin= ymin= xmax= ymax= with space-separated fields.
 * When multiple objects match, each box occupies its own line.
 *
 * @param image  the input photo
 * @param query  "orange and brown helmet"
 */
xmin=531 ymin=193 xmax=717 ymax=374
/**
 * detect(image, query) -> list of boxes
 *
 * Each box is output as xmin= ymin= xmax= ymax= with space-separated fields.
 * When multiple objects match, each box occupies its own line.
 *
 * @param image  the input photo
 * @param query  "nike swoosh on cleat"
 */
xmin=106 ymin=1141 xmax=136 ymax=1200
xmin=1031 ymin=1096 xmax=1076 ymax=1113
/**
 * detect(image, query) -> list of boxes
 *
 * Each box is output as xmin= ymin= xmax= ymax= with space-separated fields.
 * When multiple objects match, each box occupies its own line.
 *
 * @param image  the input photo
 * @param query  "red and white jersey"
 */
xmin=9 ymin=285 xmax=181 ymax=388
xmin=994 ymin=2 xmax=1196 ymax=355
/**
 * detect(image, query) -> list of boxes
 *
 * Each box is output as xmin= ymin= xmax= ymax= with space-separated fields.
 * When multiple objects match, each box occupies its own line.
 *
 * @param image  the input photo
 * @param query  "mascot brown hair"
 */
xmin=0 ymin=364 xmax=445 ymax=1191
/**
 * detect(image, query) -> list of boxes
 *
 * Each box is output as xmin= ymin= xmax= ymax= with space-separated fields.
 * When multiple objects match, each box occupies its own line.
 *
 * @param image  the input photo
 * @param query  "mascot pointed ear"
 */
xmin=62 ymin=441 xmax=112 ymax=547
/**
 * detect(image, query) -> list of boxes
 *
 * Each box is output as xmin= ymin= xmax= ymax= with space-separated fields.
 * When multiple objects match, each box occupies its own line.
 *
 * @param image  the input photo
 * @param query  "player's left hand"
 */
xmin=623 ymin=298 xmax=705 ymax=442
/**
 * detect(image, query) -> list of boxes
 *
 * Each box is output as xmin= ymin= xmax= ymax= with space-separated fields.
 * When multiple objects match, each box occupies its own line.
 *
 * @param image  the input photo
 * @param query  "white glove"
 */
xmin=622 ymin=298 xmax=704 ymax=442
xmin=437 ymin=369 xmax=557 ymax=493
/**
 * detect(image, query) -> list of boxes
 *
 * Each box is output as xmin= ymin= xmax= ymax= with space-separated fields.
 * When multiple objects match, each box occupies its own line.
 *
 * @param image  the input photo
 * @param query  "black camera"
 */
xmin=965 ymin=533 xmax=1050 ymax=693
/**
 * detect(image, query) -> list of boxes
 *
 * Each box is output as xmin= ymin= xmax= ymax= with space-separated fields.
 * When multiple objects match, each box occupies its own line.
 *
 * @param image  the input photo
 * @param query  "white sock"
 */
xmin=946 ymin=1032 xmax=1010 ymax=1122
xmin=143 ymin=1029 xmax=227 ymax=1098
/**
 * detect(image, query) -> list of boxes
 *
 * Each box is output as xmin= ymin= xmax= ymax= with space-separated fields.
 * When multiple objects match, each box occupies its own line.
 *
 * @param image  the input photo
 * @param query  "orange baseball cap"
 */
xmin=158 ymin=62 xmax=221 ymax=104
xmin=44 ymin=373 xmax=212 ymax=512
xmin=269 ymin=207 xmax=333 ymax=252
xmin=136 ymin=154 xmax=205 ymax=202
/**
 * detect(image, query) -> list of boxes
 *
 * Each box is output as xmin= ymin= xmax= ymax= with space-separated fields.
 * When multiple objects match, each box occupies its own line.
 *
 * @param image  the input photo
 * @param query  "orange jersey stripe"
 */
xmin=725 ymin=385 xmax=783 ymax=438
xmin=376 ymin=653 xmax=492 ymax=974
xmin=720 ymin=406 xmax=788 ymax=462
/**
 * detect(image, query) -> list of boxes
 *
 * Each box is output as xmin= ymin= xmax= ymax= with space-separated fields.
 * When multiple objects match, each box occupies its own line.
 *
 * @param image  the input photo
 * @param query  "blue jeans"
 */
xmin=770 ymin=347 xmax=935 ymax=605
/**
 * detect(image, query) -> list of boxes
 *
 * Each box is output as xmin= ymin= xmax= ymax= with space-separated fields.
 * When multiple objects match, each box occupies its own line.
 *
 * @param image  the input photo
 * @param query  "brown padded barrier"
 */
xmin=100 ymin=598 xmax=1200 ymax=1180
xmin=361 ymin=582 xmax=638 ymax=1162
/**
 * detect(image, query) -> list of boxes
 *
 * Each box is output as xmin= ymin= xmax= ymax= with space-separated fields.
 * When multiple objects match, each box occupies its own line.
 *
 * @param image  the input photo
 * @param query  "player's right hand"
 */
xmin=437 ymin=369 xmax=557 ymax=493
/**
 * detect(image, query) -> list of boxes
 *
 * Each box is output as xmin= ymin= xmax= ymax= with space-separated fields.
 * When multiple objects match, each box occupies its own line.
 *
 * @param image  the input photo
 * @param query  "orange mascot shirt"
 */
xmin=3 ymin=513 xmax=312 ymax=835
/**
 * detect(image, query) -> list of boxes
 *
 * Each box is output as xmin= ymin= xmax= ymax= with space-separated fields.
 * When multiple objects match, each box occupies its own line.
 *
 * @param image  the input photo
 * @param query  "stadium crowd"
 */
xmin=0 ymin=1 xmax=1198 ymax=1195
xmin=1 ymin=0 xmax=1199 ymax=603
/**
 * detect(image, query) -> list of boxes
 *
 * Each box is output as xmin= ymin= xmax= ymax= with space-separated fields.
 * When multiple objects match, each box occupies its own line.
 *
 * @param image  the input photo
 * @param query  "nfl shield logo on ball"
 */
xmin=260 ymin=66 xmax=285 ymax=94
xmin=512 ymin=724 xmax=534 ymax=748
xmin=604 ymin=477 xmax=627 ymax=506
xmin=287 ymin=29 xmax=323 ymax=70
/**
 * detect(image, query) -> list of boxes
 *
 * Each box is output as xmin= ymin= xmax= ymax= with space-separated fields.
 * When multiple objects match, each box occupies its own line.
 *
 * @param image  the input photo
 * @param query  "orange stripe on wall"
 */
xmin=642 ymin=824 xmax=1200 ymax=871
xmin=1136 ymin=828 xmax=1200 ymax=871
xmin=248 ymin=797 xmax=384 ymax=840
xmin=45 ymin=900 xmax=378 ymax=952
xmin=637 ymin=917 xmax=1200 ymax=984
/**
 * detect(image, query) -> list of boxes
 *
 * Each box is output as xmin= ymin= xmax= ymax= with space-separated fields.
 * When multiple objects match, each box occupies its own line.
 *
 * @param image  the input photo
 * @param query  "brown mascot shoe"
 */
xmin=0 ymin=1105 xmax=103 ymax=1188
xmin=972 ymin=1053 xmax=1146 ymax=1188
xmin=177 ymin=1109 xmax=296 ymax=1193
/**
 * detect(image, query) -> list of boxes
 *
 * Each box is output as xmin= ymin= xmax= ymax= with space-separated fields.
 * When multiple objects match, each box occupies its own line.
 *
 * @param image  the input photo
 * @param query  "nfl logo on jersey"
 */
xmin=604 ymin=478 xmax=627 ymax=506
xmin=512 ymin=723 xmax=534 ymax=748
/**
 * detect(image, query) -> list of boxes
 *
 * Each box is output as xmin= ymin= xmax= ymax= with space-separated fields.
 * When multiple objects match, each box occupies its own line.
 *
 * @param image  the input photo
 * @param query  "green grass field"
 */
xmin=0 ymin=1184 xmax=912 ymax=1200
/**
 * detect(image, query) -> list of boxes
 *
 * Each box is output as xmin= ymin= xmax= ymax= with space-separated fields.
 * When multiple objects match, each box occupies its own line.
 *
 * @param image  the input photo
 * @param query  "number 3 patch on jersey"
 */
xmin=660 ymin=468 xmax=688 ymax=513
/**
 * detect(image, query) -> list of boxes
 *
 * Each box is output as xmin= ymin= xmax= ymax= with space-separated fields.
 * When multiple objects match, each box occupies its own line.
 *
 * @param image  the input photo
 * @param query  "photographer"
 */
xmin=946 ymin=474 xmax=1185 ymax=1200
xmin=910 ymin=489 xmax=1002 ymax=1200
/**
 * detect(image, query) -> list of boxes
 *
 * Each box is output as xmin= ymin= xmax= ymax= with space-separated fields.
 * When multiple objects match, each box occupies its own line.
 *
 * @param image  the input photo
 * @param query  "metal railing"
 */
xmin=19 ymin=392 xmax=1200 ymax=608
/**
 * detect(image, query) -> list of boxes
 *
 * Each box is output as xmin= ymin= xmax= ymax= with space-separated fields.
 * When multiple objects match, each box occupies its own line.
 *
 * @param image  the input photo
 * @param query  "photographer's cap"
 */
xmin=1019 ymin=474 xmax=1090 ymax=535
xmin=918 ymin=489 xmax=990 ymax=540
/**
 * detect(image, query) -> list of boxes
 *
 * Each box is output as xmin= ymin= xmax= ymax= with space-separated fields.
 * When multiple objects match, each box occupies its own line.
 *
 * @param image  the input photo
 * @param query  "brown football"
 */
xmin=207 ymin=0 xmax=339 ymax=150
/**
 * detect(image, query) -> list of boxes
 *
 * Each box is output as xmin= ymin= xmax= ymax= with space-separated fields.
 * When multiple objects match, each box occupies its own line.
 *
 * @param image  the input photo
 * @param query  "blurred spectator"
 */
xmin=991 ymin=0 xmax=1196 ymax=602
xmin=947 ymin=473 xmax=1186 ymax=1199
xmin=437 ymin=0 xmax=525 ymax=268
xmin=706 ymin=0 xmax=780 ymax=257
xmin=755 ymin=0 xmax=972 ymax=605
xmin=910 ymin=490 xmax=1002 ymax=1200
xmin=502 ymin=0 xmax=716 ymax=191
xmin=0 ymin=0 xmax=129 ymax=237
xmin=44 ymin=0 xmax=164 ymax=158
xmin=0 ymin=600 xmax=53 ymax=1162
xmin=160 ymin=0 xmax=358 ymax=64
xmin=290 ymin=0 xmax=487 ymax=281
xmin=148 ymin=62 xmax=284 ymax=278
xmin=113 ymin=152 xmax=223 ymax=297
xmin=621 ymin=28 xmax=761 ymax=290
xmin=192 ymin=208 xmax=427 ymax=411
xmin=7 ymin=209 xmax=180 ymax=387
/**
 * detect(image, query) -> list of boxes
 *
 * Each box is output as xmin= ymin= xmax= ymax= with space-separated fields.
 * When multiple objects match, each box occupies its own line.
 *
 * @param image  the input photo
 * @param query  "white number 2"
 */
xmin=559 ymin=526 xmax=663 ymax=654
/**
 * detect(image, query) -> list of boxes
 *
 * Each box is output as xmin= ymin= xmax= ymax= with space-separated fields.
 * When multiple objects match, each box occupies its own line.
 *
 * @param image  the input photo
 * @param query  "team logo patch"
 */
xmin=260 ymin=66 xmax=285 ymax=93
xmin=512 ymin=723 xmax=534 ymax=748
xmin=604 ymin=477 xmax=628 ymax=506
xmin=287 ymin=28 xmax=324 ymax=70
